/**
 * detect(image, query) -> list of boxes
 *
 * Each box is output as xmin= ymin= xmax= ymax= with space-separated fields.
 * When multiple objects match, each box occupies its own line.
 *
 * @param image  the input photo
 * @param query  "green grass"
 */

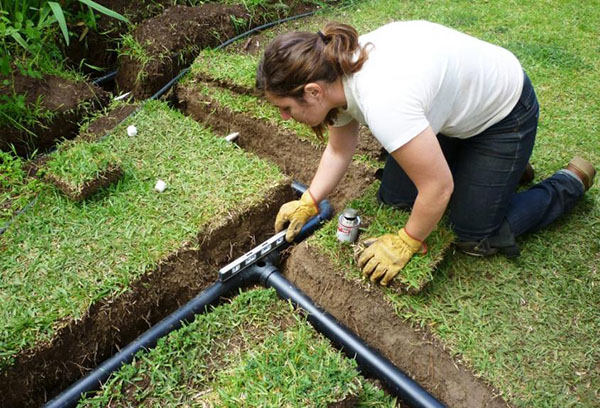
xmin=188 ymin=1 xmax=600 ymax=406
xmin=0 ymin=150 xmax=42 ymax=226
xmin=190 ymin=48 xmax=259 ymax=90
xmin=189 ymin=80 xmax=323 ymax=145
xmin=0 ymin=100 xmax=285 ymax=368
xmin=43 ymin=138 xmax=122 ymax=190
xmin=265 ymin=1 xmax=599 ymax=406
xmin=78 ymin=288 xmax=396 ymax=407
xmin=311 ymin=182 xmax=454 ymax=292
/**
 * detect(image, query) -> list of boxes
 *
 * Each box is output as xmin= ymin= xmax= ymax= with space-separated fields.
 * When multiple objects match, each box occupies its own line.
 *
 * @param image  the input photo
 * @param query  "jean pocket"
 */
xmin=518 ymin=74 xmax=537 ymax=110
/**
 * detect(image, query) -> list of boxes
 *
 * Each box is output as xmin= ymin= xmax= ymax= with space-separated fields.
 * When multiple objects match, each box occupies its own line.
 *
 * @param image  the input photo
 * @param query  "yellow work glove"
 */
xmin=357 ymin=228 xmax=426 ymax=286
xmin=275 ymin=190 xmax=319 ymax=242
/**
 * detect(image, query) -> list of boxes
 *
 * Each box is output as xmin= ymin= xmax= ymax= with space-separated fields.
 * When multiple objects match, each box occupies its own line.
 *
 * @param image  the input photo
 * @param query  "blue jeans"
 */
xmin=377 ymin=72 xmax=584 ymax=251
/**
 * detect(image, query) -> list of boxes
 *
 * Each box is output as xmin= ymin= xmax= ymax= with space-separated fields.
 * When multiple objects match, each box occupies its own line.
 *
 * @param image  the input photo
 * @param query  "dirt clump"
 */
xmin=63 ymin=0 xmax=173 ymax=75
xmin=116 ymin=4 xmax=250 ymax=99
xmin=43 ymin=164 xmax=124 ymax=202
xmin=80 ymin=103 xmax=138 ymax=142
xmin=284 ymin=243 xmax=512 ymax=408
xmin=0 ymin=74 xmax=109 ymax=156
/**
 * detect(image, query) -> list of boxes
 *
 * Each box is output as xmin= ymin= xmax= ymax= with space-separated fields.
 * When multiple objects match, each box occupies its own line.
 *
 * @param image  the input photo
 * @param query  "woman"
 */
xmin=256 ymin=21 xmax=595 ymax=286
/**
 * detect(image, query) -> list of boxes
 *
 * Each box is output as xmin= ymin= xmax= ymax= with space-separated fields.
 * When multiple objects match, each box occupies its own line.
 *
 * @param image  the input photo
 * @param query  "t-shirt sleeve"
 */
xmin=365 ymin=90 xmax=431 ymax=153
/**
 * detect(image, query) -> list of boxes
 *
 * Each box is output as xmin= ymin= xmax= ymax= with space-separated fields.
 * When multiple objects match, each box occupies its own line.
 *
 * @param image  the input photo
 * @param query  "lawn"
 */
xmin=0 ymin=100 xmax=285 ymax=368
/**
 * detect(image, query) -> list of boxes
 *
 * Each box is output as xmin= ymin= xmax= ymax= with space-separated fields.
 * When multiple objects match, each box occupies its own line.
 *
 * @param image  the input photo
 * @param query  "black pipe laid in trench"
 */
xmin=44 ymin=187 xmax=446 ymax=408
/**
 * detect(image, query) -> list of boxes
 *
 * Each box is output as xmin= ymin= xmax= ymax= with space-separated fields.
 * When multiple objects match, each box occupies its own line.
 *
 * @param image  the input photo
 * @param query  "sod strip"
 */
xmin=191 ymin=48 xmax=259 ymax=91
xmin=182 ymin=79 xmax=321 ymax=145
xmin=191 ymin=1 xmax=599 ymax=406
xmin=0 ymin=100 xmax=285 ymax=369
xmin=43 ymin=139 xmax=124 ymax=201
xmin=310 ymin=182 xmax=454 ymax=293
xmin=78 ymin=288 xmax=396 ymax=407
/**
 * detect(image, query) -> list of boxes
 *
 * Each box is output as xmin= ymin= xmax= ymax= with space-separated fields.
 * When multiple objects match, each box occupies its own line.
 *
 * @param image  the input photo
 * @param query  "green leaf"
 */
xmin=37 ymin=4 xmax=52 ymax=29
xmin=10 ymin=31 xmax=29 ymax=50
xmin=0 ymin=56 xmax=9 ymax=75
xmin=48 ymin=2 xmax=69 ymax=46
xmin=78 ymin=0 xmax=129 ymax=23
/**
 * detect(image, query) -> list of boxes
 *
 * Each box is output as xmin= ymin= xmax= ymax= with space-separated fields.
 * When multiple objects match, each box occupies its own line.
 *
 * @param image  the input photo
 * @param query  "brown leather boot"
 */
xmin=566 ymin=156 xmax=596 ymax=191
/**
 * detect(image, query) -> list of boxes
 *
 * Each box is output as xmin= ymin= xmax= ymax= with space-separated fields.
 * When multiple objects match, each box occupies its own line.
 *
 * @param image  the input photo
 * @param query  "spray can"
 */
xmin=336 ymin=208 xmax=360 ymax=243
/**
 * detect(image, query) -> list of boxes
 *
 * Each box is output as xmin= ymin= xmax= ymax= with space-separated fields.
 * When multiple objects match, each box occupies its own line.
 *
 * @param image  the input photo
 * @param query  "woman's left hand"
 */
xmin=357 ymin=228 xmax=426 ymax=286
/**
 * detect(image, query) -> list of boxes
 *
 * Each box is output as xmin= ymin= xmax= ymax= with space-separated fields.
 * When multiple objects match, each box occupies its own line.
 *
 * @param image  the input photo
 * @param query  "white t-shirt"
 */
xmin=333 ymin=21 xmax=524 ymax=153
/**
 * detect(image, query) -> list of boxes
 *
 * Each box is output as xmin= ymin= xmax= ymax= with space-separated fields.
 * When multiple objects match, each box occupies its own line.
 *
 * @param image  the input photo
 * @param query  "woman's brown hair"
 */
xmin=256 ymin=22 xmax=370 ymax=137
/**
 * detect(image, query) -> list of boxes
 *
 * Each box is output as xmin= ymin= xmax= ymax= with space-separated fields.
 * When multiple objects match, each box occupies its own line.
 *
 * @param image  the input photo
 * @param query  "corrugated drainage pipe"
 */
xmin=44 ymin=190 xmax=445 ymax=408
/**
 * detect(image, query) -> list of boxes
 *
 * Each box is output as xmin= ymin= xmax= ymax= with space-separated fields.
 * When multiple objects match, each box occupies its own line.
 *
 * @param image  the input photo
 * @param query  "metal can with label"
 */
xmin=336 ymin=208 xmax=361 ymax=243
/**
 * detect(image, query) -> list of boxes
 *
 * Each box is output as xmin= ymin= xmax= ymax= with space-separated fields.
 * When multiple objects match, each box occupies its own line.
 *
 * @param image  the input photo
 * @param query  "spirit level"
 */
xmin=218 ymin=230 xmax=287 ymax=282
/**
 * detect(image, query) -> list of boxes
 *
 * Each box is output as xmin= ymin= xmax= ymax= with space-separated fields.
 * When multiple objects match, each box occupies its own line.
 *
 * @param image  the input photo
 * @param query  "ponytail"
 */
xmin=256 ymin=22 xmax=370 ymax=99
xmin=320 ymin=22 xmax=369 ymax=77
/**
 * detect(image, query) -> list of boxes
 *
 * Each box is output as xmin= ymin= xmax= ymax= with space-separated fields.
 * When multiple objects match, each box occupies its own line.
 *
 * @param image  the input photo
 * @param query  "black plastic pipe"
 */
xmin=43 ymin=277 xmax=243 ymax=408
xmin=257 ymin=264 xmax=446 ymax=408
xmin=92 ymin=70 xmax=118 ymax=86
xmin=44 ymin=184 xmax=332 ymax=408
xmin=46 ymin=260 xmax=445 ymax=408
xmin=44 ymin=191 xmax=445 ymax=407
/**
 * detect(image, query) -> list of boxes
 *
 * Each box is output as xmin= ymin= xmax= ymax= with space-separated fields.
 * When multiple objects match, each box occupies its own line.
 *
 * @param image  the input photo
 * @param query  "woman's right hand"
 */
xmin=275 ymin=190 xmax=319 ymax=242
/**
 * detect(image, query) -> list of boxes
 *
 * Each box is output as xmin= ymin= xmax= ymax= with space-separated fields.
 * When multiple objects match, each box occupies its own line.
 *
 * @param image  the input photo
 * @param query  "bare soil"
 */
xmin=285 ymin=243 xmax=511 ymax=408
xmin=0 ymin=74 xmax=110 ymax=156
xmin=80 ymin=103 xmax=138 ymax=142
xmin=0 ymin=181 xmax=295 ymax=408
xmin=116 ymin=4 xmax=251 ymax=99
xmin=63 ymin=0 xmax=173 ymax=75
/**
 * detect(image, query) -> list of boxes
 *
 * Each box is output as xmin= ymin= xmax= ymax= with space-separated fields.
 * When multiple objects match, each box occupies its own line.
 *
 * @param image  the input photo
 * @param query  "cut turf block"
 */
xmin=44 ymin=164 xmax=124 ymax=202
xmin=310 ymin=182 xmax=454 ymax=294
xmin=42 ymin=139 xmax=124 ymax=202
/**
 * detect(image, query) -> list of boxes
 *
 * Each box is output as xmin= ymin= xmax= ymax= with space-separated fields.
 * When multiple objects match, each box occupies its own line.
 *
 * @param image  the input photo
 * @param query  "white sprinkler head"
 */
xmin=154 ymin=180 xmax=167 ymax=193
xmin=225 ymin=132 xmax=240 ymax=143
xmin=127 ymin=125 xmax=138 ymax=137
